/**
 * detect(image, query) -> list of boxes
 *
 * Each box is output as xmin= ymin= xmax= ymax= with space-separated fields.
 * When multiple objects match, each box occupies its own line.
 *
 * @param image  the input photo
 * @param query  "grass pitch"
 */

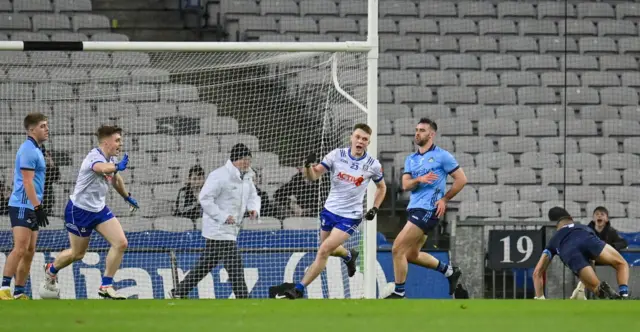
xmin=2 ymin=299 xmax=639 ymax=332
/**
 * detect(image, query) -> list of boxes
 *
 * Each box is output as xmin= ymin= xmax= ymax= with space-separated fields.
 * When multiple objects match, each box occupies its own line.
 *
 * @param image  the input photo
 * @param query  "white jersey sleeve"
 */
xmin=322 ymin=148 xmax=383 ymax=219
xmin=69 ymin=149 xmax=115 ymax=212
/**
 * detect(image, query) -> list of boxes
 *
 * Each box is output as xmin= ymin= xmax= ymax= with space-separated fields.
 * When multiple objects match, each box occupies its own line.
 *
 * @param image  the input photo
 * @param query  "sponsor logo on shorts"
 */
xmin=66 ymin=223 xmax=79 ymax=232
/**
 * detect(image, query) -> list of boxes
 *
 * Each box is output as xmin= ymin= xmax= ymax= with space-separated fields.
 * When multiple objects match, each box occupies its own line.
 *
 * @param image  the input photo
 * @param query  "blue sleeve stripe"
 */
xmin=402 ymin=171 xmax=411 ymax=175
xmin=542 ymin=249 xmax=552 ymax=259
xmin=447 ymin=165 xmax=460 ymax=175
xmin=373 ymin=176 xmax=383 ymax=183
xmin=320 ymin=162 xmax=330 ymax=171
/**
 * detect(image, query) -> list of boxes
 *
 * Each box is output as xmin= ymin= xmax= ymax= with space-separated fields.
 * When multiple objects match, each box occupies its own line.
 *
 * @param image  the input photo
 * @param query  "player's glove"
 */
xmin=115 ymin=153 xmax=129 ymax=173
xmin=365 ymin=207 xmax=378 ymax=221
xmin=124 ymin=193 xmax=139 ymax=212
xmin=33 ymin=204 xmax=49 ymax=228
xmin=304 ymin=152 xmax=316 ymax=168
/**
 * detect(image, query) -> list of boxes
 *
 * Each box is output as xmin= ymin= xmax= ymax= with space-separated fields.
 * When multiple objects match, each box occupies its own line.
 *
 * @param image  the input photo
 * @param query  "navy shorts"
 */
xmin=64 ymin=200 xmax=115 ymax=237
xmin=407 ymin=208 xmax=439 ymax=234
xmin=8 ymin=206 xmax=38 ymax=231
xmin=562 ymin=233 xmax=606 ymax=276
xmin=319 ymin=209 xmax=361 ymax=236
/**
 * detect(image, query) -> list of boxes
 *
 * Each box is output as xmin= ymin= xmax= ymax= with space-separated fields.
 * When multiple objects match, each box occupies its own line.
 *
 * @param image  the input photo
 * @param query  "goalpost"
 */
xmin=0 ymin=1 xmax=379 ymax=299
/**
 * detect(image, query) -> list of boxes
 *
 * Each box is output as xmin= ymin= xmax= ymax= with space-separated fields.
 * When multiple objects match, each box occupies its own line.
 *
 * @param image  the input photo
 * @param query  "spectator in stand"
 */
xmin=588 ymin=206 xmax=628 ymax=251
xmin=41 ymin=149 xmax=60 ymax=215
xmin=0 ymin=177 xmax=9 ymax=215
xmin=174 ymin=165 xmax=205 ymax=224
xmin=252 ymin=168 xmax=273 ymax=217
xmin=571 ymin=206 xmax=628 ymax=300
xmin=273 ymin=169 xmax=320 ymax=219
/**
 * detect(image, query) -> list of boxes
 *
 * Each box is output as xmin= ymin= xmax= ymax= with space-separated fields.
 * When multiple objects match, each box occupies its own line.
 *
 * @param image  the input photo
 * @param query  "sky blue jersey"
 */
xmin=8 ymin=137 xmax=46 ymax=210
xmin=403 ymin=144 xmax=459 ymax=211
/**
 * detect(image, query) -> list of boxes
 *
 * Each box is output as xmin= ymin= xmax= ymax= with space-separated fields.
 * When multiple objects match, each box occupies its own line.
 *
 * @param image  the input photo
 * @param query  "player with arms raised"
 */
xmin=532 ymin=207 xmax=629 ymax=300
xmin=386 ymin=118 xmax=467 ymax=299
xmin=0 ymin=113 xmax=50 ymax=300
xmin=41 ymin=125 xmax=139 ymax=300
xmin=278 ymin=123 xmax=386 ymax=299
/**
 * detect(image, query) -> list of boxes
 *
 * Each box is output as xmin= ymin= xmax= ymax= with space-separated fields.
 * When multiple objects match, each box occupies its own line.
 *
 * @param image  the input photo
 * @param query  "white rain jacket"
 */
xmin=199 ymin=160 xmax=261 ymax=241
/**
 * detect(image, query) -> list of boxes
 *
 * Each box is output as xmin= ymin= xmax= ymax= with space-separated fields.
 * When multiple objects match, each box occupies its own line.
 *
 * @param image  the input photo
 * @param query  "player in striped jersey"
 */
xmin=41 ymin=125 xmax=139 ymax=300
xmin=278 ymin=123 xmax=387 ymax=299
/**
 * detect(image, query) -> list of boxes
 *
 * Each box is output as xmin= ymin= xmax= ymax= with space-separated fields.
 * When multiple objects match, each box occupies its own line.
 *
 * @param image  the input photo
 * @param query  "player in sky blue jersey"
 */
xmin=1 ymin=113 xmax=50 ymax=300
xmin=532 ymin=207 xmax=629 ymax=300
xmin=386 ymin=118 xmax=467 ymax=299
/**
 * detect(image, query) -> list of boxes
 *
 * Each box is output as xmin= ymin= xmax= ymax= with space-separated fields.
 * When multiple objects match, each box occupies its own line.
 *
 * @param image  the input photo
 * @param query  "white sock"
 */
xmin=444 ymin=265 xmax=453 ymax=277
xmin=0 ymin=286 xmax=10 ymax=291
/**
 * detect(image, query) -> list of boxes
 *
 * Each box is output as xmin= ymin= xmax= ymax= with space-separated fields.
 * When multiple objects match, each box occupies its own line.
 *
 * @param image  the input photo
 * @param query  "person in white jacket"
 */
xmin=170 ymin=143 xmax=260 ymax=299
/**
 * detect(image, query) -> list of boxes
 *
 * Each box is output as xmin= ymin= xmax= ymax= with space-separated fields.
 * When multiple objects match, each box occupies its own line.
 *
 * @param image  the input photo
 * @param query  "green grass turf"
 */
xmin=2 ymin=299 xmax=639 ymax=332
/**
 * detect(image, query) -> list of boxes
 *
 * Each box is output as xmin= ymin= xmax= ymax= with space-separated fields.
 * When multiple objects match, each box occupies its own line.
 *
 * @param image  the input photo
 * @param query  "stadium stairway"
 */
xmin=91 ymin=0 xmax=214 ymax=41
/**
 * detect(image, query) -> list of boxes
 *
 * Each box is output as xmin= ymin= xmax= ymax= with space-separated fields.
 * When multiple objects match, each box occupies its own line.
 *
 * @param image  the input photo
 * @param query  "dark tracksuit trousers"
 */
xmin=173 ymin=239 xmax=248 ymax=298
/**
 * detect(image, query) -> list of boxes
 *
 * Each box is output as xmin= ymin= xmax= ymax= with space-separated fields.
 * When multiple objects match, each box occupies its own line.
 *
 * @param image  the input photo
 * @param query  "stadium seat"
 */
xmin=520 ymin=19 xmax=558 ymax=36
xmin=463 ymin=167 xmax=496 ymax=184
xmin=339 ymin=0 xmax=367 ymax=18
xmin=459 ymin=201 xmax=500 ymax=220
xmin=380 ymin=0 xmax=418 ymax=19
xmin=565 ymin=186 xmax=604 ymax=203
xmin=539 ymin=36 xmax=579 ymax=55
xmin=420 ymin=36 xmax=459 ymax=54
xmin=481 ymin=54 xmax=519 ymax=72
xmin=32 ymin=14 xmax=71 ymax=33
xmin=601 ymin=153 xmax=640 ymax=170
xmin=475 ymin=152 xmax=514 ymax=169
xmin=420 ymin=71 xmax=458 ymax=87
xmin=577 ymin=2 xmax=614 ymax=20
xmin=412 ymin=105 xmax=452 ymax=119
xmin=456 ymin=105 xmax=495 ymax=120
xmin=501 ymin=72 xmax=539 ymax=88
xmin=540 ymin=137 xmax=579 ymax=154
xmin=497 ymin=2 xmax=535 ymax=19
xmin=582 ymin=169 xmax=622 ymax=186
xmin=495 ymin=106 xmax=535 ymax=120
xmin=519 ymin=185 xmax=559 ymax=202
xmin=578 ymin=137 xmax=618 ymax=154
xmin=623 ymin=137 xmax=640 ymax=154
xmin=580 ymin=106 xmax=619 ymax=121
xmin=501 ymin=201 xmax=540 ymax=218
xmin=520 ymin=152 xmax=560 ymax=169
xmin=459 ymin=1 xmax=496 ymax=19
xmin=628 ymin=203 xmax=640 ymax=219
xmin=10 ymin=31 xmax=49 ymax=41
xmin=436 ymin=118 xmax=473 ymax=136
xmin=283 ymin=217 xmax=318 ymax=230
xmin=498 ymin=136 xmax=537 ymax=153
xmin=603 ymin=119 xmax=640 ymax=137
xmin=300 ymin=0 xmax=338 ymax=18
xmin=478 ymin=118 xmax=517 ymax=136
xmin=496 ymin=167 xmax=537 ymax=185
xmin=243 ymin=217 xmax=282 ymax=230
xmin=478 ymin=185 xmax=518 ymax=202
xmin=538 ymin=2 xmax=576 ymax=20
xmin=419 ymin=1 xmax=456 ymax=18
xmin=460 ymin=71 xmax=498 ymax=87
xmin=399 ymin=54 xmax=438 ymax=70
xmin=448 ymin=185 xmax=477 ymax=202
xmin=562 ymin=153 xmax=600 ymax=169
xmin=541 ymin=201 xmax=581 ymax=218
xmin=398 ymin=18 xmax=438 ymax=36
xmin=541 ymin=72 xmax=580 ymax=89
xmin=55 ymin=0 xmax=92 ymax=13
xmin=559 ymin=120 xmax=598 ymax=136
xmin=456 ymin=137 xmax=494 ymax=154
xmin=519 ymin=118 xmax=557 ymax=137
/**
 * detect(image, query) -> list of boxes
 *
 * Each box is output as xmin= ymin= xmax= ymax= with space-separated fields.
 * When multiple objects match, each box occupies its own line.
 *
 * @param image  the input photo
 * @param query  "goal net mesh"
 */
xmin=0 ymin=50 xmax=370 ymax=299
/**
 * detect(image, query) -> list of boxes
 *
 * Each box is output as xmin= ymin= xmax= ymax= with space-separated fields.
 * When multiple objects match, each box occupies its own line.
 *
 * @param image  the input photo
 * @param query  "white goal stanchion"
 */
xmin=0 ymin=2 xmax=379 ymax=300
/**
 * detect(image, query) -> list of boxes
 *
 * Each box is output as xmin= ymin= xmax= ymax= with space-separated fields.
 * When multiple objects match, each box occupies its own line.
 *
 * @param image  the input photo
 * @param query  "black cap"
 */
xmin=548 ymin=206 xmax=572 ymax=223
xmin=230 ymin=143 xmax=252 ymax=162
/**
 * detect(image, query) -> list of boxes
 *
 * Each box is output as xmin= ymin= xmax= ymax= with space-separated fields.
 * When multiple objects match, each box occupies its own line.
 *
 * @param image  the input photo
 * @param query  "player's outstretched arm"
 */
xmin=92 ymin=153 xmax=129 ymax=174
xmin=533 ymin=252 xmax=552 ymax=299
xmin=303 ymin=152 xmax=328 ymax=181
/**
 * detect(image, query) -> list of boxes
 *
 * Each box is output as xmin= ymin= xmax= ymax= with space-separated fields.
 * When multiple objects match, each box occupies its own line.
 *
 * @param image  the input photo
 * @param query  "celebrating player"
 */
xmin=41 ymin=125 xmax=139 ymax=300
xmin=0 ymin=114 xmax=50 ymax=300
xmin=386 ymin=118 xmax=467 ymax=299
xmin=532 ymin=207 xmax=629 ymax=300
xmin=277 ymin=123 xmax=386 ymax=299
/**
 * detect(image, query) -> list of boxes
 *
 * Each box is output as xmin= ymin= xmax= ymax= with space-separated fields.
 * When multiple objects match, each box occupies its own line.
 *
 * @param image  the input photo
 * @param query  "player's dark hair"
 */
xmin=418 ymin=118 xmax=437 ymax=131
xmin=353 ymin=123 xmax=372 ymax=135
xmin=189 ymin=164 xmax=205 ymax=178
xmin=593 ymin=206 xmax=609 ymax=217
xmin=23 ymin=113 xmax=47 ymax=130
xmin=96 ymin=125 xmax=123 ymax=142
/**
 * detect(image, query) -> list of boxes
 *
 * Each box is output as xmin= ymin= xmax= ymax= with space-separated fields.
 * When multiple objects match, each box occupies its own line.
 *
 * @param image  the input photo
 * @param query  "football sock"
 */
xmin=436 ymin=261 xmax=454 ymax=277
xmin=13 ymin=285 xmax=25 ymax=296
xmin=295 ymin=283 xmax=305 ymax=292
xmin=1 ymin=276 xmax=11 ymax=288
xmin=619 ymin=285 xmax=629 ymax=296
xmin=394 ymin=283 xmax=405 ymax=295
xmin=342 ymin=250 xmax=352 ymax=263
xmin=48 ymin=263 xmax=58 ymax=275
xmin=101 ymin=276 xmax=113 ymax=287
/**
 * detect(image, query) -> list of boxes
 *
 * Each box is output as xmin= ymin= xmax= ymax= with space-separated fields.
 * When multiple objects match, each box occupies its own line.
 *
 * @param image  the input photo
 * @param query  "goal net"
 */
xmin=0 ymin=50 xmax=373 ymax=299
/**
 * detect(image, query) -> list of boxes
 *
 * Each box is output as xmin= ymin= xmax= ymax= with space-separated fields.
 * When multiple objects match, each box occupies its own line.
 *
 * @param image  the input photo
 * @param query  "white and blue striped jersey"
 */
xmin=320 ymin=148 xmax=383 ymax=219
xmin=403 ymin=144 xmax=459 ymax=211
xmin=69 ymin=148 xmax=117 ymax=212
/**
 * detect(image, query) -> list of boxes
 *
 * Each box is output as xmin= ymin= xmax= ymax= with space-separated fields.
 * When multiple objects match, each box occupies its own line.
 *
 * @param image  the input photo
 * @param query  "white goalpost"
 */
xmin=0 ymin=1 xmax=379 ymax=299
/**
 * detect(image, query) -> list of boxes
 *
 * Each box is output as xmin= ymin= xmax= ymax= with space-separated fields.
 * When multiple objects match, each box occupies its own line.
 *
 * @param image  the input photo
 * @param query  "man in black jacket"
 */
xmin=571 ymin=206 xmax=628 ymax=299
xmin=173 ymin=165 xmax=205 ymax=227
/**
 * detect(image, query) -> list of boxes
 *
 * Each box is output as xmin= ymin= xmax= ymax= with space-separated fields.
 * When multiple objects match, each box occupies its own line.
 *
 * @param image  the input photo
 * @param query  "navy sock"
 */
xmin=101 ymin=276 xmax=113 ymax=287
xmin=394 ymin=283 xmax=405 ymax=294
xmin=619 ymin=284 xmax=629 ymax=296
xmin=436 ymin=261 xmax=449 ymax=274
xmin=295 ymin=283 xmax=305 ymax=292
xmin=13 ymin=285 xmax=25 ymax=296
xmin=1 ymin=276 xmax=11 ymax=288
xmin=342 ymin=251 xmax=352 ymax=263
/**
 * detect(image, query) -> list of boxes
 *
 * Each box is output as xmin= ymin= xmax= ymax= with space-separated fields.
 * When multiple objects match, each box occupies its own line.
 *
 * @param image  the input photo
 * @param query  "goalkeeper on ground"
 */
xmin=532 ymin=207 xmax=629 ymax=300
